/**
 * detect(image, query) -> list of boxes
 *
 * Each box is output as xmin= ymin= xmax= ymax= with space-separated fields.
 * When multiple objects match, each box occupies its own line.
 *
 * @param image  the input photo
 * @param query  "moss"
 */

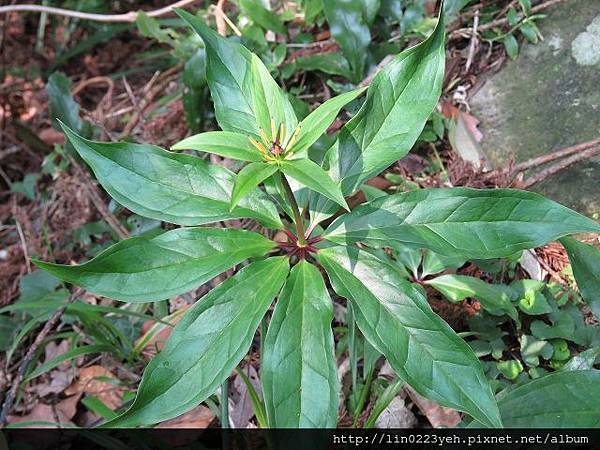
xmin=470 ymin=0 xmax=600 ymax=215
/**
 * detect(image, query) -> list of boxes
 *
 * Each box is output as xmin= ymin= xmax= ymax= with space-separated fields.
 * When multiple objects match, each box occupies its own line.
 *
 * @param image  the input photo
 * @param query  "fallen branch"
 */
xmin=521 ymin=145 xmax=600 ymax=188
xmin=483 ymin=137 xmax=600 ymax=181
xmin=0 ymin=288 xmax=84 ymax=426
xmin=0 ymin=0 xmax=199 ymax=22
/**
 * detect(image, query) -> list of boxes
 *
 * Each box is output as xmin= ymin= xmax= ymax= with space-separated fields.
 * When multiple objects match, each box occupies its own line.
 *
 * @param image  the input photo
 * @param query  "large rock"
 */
xmin=470 ymin=0 xmax=600 ymax=215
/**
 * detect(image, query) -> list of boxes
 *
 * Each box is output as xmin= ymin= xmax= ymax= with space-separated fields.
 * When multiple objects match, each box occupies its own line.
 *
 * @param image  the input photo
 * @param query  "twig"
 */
xmin=0 ymin=287 xmax=84 ymax=426
xmin=464 ymin=10 xmax=479 ymax=73
xmin=214 ymin=0 xmax=227 ymax=36
xmin=483 ymin=137 xmax=600 ymax=181
xmin=521 ymin=146 xmax=600 ymax=188
xmin=359 ymin=54 xmax=394 ymax=87
xmin=119 ymin=66 xmax=181 ymax=138
xmin=534 ymin=251 xmax=566 ymax=284
xmin=209 ymin=1 xmax=241 ymax=36
xmin=450 ymin=0 xmax=568 ymax=40
xmin=14 ymin=220 xmax=31 ymax=274
xmin=69 ymin=157 xmax=130 ymax=240
xmin=0 ymin=0 xmax=199 ymax=22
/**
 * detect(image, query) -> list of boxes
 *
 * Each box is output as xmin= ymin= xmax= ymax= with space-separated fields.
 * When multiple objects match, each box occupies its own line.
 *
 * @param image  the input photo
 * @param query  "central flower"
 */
xmin=248 ymin=120 xmax=300 ymax=162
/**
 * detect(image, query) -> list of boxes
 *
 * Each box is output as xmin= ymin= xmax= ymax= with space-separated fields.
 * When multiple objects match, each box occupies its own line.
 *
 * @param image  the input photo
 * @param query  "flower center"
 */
xmin=248 ymin=120 xmax=300 ymax=161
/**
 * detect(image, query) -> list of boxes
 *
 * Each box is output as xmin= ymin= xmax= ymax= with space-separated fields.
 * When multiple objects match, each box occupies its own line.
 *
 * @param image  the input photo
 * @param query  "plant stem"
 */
xmin=221 ymin=378 xmax=229 ymax=428
xmin=347 ymin=303 xmax=358 ymax=394
xmin=278 ymin=171 xmax=306 ymax=245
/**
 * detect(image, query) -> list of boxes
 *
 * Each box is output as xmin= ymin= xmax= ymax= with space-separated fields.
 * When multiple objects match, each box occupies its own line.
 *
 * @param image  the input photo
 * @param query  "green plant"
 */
xmin=33 ymin=7 xmax=600 ymax=428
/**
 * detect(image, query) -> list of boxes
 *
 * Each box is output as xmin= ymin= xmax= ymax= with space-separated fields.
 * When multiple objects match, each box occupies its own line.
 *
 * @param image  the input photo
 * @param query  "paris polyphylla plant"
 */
xmin=34 ymin=7 xmax=600 ymax=429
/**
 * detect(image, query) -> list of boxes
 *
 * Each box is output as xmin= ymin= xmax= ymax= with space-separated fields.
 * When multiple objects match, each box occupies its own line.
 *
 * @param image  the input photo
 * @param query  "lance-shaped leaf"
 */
xmin=322 ymin=0 xmax=372 ymax=82
xmin=176 ymin=9 xmax=296 ymax=142
xmin=106 ymin=257 xmax=289 ymax=427
xmin=472 ymin=370 xmax=600 ymax=427
xmin=290 ymin=87 xmax=367 ymax=155
xmin=262 ymin=261 xmax=338 ymax=427
xmin=248 ymin=53 xmax=298 ymax=144
xmin=309 ymin=13 xmax=445 ymax=223
xmin=231 ymin=162 xmax=278 ymax=210
xmin=61 ymin=123 xmax=281 ymax=229
xmin=239 ymin=0 xmax=287 ymax=34
xmin=171 ymin=131 xmax=263 ymax=162
xmin=561 ymin=237 xmax=600 ymax=319
xmin=426 ymin=274 xmax=518 ymax=321
xmin=33 ymin=228 xmax=276 ymax=302
xmin=324 ymin=188 xmax=600 ymax=259
xmin=317 ymin=246 xmax=502 ymax=428
xmin=280 ymin=158 xmax=349 ymax=211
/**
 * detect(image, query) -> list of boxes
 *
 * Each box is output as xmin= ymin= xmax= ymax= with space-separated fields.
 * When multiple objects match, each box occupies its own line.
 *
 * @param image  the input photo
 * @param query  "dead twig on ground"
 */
xmin=0 ymin=0 xmax=199 ymax=22
xmin=119 ymin=66 xmax=181 ymax=138
xmin=483 ymin=137 xmax=600 ymax=182
xmin=68 ymin=157 xmax=130 ymax=240
xmin=0 ymin=287 xmax=84 ymax=426
xmin=209 ymin=0 xmax=242 ymax=37
xmin=521 ymin=145 xmax=600 ymax=188
xmin=464 ymin=11 xmax=479 ymax=73
xmin=450 ymin=0 xmax=569 ymax=40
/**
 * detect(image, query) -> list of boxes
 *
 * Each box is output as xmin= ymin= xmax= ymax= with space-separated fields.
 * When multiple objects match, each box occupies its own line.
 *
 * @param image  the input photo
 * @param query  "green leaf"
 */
xmin=520 ymin=334 xmax=553 ymax=367
xmin=136 ymin=11 xmax=177 ymax=46
xmin=47 ymin=72 xmax=91 ymax=138
xmin=503 ymin=34 xmax=519 ymax=60
xmin=0 ymin=315 xmax=17 ymax=352
xmin=25 ymin=345 xmax=114 ymax=382
xmin=290 ymin=87 xmax=367 ymax=155
xmin=517 ymin=289 xmax=552 ymax=315
xmin=420 ymin=250 xmax=466 ymax=277
xmin=426 ymin=274 xmax=518 ymax=320
xmin=81 ymin=396 xmax=118 ymax=421
xmin=324 ymin=188 xmax=600 ymax=259
xmin=235 ymin=367 xmax=268 ymax=428
xmin=182 ymin=48 xmax=208 ymax=133
xmin=33 ymin=227 xmax=275 ymax=302
xmin=560 ymin=348 xmax=600 ymax=371
xmin=322 ymin=0 xmax=372 ymax=82
xmin=176 ymin=9 xmax=296 ymax=141
xmin=249 ymin=53 xmax=297 ymax=143
xmin=106 ymin=257 xmax=289 ymax=427
xmin=561 ymin=237 xmax=600 ymax=319
xmin=485 ymin=370 xmax=600 ymax=427
xmin=239 ymin=0 xmax=287 ymax=34
xmin=303 ymin=0 xmax=323 ymax=25
xmin=295 ymin=53 xmax=353 ymax=79
xmin=61 ymin=123 xmax=282 ymax=229
xmin=171 ymin=131 xmax=263 ymax=162
xmin=317 ymin=246 xmax=502 ymax=428
xmin=496 ymin=359 xmax=523 ymax=380
xmin=310 ymin=14 xmax=445 ymax=223
xmin=262 ymin=261 xmax=338 ymax=427
xmin=363 ymin=378 xmax=403 ymax=428
xmin=231 ymin=162 xmax=278 ymax=210
xmin=279 ymin=158 xmax=348 ymax=210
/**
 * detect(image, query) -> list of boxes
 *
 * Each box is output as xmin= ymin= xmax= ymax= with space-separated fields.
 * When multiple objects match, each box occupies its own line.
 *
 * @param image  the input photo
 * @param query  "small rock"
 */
xmin=375 ymin=396 xmax=417 ymax=428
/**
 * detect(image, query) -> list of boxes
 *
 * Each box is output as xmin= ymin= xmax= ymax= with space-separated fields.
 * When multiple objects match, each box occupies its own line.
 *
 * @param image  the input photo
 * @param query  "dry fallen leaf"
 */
xmin=231 ymin=364 xmax=262 ymax=428
xmin=448 ymin=111 xmax=488 ymax=169
xmin=157 ymin=405 xmax=213 ymax=428
xmin=65 ymin=365 xmax=122 ymax=410
xmin=405 ymin=386 xmax=462 ymax=428
xmin=7 ymin=402 xmax=73 ymax=427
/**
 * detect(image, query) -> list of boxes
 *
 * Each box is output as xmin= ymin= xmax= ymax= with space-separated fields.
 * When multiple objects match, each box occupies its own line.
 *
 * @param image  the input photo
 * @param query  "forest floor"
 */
xmin=0 ymin=0 xmax=597 ymax=429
